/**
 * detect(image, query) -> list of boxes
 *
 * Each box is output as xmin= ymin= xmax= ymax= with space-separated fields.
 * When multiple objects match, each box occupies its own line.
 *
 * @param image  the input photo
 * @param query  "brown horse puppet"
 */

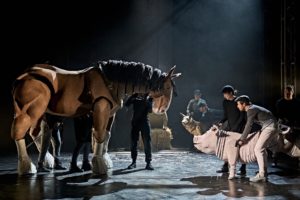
xmin=11 ymin=60 xmax=181 ymax=175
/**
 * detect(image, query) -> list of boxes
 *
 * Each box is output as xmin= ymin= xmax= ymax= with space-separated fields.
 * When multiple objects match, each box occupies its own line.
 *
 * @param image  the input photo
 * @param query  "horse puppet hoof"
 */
xmin=92 ymin=156 xmax=109 ymax=175
xmin=103 ymin=153 xmax=113 ymax=169
xmin=44 ymin=152 xmax=55 ymax=169
xmin=18 ymin=160 xmax=37 ymax=175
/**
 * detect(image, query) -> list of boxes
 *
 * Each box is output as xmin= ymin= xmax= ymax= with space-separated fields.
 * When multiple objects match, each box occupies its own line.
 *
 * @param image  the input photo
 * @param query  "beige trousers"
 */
xmin=254 ymin=125 xmax=276 ymax=176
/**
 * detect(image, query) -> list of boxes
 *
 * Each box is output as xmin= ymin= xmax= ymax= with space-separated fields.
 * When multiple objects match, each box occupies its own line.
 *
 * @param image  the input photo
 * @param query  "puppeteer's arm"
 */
xmin=186 ymin=100 xmax=193 ymax=115
xmin=147 ymin=96 xmax=153 ymax=113
xmin=240 ymin=110 xmax=255 ymax=141
xmin=125 ymin=94 xmax=138 ymax=107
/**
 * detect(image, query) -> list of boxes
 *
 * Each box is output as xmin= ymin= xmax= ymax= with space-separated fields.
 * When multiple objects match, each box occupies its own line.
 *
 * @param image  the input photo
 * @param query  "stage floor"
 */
xmin=0 ymin=150 xmax=299 ymax=200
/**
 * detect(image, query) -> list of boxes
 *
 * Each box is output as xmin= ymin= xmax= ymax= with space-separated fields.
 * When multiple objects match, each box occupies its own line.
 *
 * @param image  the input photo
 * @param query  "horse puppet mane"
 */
xmin=98 ymin=60 xmax=167 ymax=92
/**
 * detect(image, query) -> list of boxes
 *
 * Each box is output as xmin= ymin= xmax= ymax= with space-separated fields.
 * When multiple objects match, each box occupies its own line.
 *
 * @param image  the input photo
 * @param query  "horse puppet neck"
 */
xmin=98 ymin=60 xmax=167 ymax=107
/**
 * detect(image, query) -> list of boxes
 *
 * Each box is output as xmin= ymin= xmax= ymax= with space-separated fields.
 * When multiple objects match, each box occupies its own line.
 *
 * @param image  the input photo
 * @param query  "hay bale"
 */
xmin=139 ymin=127 xmax=173 ymax=151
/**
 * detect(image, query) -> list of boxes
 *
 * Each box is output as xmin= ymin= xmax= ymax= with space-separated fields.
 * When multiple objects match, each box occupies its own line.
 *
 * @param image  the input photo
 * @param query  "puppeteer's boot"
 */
xmin=237 ymin=164 xmax=246 ymax=176
xmin=127 ymin=161 xmax=136 ymax=169
xmin=37 ymin=162 xmax=50 ymax=173
xmin=145 ymin=162 xmax=154 ymax=170
xmin=216 ymin=162 xmax=229 ymax=173
xmin=81 ymin=160 xmax=92 ymax=171
xmin=54 ymin=159 xmax=66 ymax=170
xmin=69 ymin=162 xmax=83 ymax=173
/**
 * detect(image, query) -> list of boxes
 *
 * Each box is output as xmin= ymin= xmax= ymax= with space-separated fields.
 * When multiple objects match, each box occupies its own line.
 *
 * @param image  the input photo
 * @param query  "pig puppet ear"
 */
xmin=180 ymin=112 xmax=186 ymax=117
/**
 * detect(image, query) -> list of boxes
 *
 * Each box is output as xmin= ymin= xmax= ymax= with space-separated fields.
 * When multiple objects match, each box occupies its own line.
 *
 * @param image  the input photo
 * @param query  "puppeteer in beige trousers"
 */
xmin=254 ymin=124 xmax=277 ymax=177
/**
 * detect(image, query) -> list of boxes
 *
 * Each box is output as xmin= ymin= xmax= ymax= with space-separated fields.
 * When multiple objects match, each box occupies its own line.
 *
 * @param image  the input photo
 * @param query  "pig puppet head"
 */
xmin=193 ymin=125 xmax=219 ymax=154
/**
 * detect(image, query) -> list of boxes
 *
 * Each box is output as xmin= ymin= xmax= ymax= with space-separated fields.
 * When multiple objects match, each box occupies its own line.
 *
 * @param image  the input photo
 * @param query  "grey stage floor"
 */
xmin=0 ymin=150 xmax=300 ymax=200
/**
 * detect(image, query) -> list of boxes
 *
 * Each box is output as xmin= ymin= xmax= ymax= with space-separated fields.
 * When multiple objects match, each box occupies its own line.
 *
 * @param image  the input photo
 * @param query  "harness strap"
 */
xmin=216 ymin=130 xmax=228 ymax=159
xmin=13 ymin=73 xmax=55 ymax=96
xmin=29 ymin=73 xmax=55 ymax=95
xmin=93 ymin=96 xmax=113 ymax=109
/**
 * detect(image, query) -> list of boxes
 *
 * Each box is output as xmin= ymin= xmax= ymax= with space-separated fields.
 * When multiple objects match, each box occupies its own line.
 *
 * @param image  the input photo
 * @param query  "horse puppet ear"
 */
xmin=171 ymin=72 xmax=182 ymax=79
xmin=166 ymin=65 xmax=182 ymax=79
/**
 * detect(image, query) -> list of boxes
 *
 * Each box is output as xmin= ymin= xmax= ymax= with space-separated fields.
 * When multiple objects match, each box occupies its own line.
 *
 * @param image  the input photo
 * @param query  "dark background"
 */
xmin=1 ymin=0 xmax=299 ymax=154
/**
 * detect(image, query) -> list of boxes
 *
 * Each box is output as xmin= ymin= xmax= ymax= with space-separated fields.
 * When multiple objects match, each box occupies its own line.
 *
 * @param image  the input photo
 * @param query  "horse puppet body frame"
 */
xmin=11 ymin=60 xmax=181 ymax=175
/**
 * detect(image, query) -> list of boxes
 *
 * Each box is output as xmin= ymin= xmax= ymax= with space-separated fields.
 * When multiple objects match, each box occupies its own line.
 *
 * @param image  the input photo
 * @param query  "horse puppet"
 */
xmin=11 ymin=60 xmax=181 ymax=175
xmin=181 ymin=114 xmax=300 ymax=179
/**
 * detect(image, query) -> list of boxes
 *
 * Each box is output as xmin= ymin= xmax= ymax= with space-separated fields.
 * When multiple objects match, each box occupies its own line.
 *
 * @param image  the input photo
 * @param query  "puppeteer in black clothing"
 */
xmin=198 ymin=102 xmax=215 ymax=132
xmin=276 ymin=85 xmax=300 ymax=129
xmin=125 ymin=93 xmax=154 ymax=170
xmin=217 ymin=85 xmax=247 ymax=174
xmin=219 ymin=97 xmax=246 ymax=132
xmin=274 ymin=85 xmax=300 ymax=166
xmin=70 ymin=113 xmax=93 ymax=173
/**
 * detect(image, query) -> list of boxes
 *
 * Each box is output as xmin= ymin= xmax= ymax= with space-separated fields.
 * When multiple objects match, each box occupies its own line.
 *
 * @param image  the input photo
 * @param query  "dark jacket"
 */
xmin=276 ymin=98 xmax=300 ymax=127
xmin=219 ymin=98 xmax=246 ymax=132
xmin=125 ymin=94 xmax=153 ymax=123
xmin=186 ymin=98 xmax=207 ymax=120
xmin=45 ymin=113 xmax=64 ymax=130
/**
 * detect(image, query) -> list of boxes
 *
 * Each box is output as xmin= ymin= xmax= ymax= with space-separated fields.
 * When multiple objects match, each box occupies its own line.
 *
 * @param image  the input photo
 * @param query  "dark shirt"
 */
xmin=74 ymin=114 xmax=93 ymax=142
xmin=186 ymin=98 xmax=207 ymax=120
xmin=125 ymin=94 xmax=153 ymax=123
xmin=241 ymin=104 xmax=276 ymax=140
xmin=276 ymin=98 xmax=300 ymax=127
xmin=219 ymin=98 xmax=246 ymax=132
xmin=45 ymin=114 xmax=64 ymax=129
xmin=198 ymin=110 xmax=215 ymax=132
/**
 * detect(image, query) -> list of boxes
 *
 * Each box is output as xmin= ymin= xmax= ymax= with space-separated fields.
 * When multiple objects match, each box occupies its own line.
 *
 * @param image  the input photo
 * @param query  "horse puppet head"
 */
xmin=150 ymin=66 xmax=181 ymax=114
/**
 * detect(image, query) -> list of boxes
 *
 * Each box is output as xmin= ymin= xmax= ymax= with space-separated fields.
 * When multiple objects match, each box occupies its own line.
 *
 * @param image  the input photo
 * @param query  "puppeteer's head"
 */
xmin=235 ymin=95 xmax=251 ymax=111
xmin=194 ymin=89 xmax=201 ymax=100
xmin=221 ymin=85 xmax=236 ymax=100
xmin=199 ymin=102 xmax=208 ymax=113
xmin=284 ymin=85 xmax=294 ymax=100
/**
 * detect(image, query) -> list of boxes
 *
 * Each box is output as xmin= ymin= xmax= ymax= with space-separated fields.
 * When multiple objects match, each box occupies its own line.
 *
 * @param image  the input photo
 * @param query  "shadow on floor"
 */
xmin=0 ymin=172 xmax=127 ymax=199
xmin=181 ymin=172 xmax=300 ymax=199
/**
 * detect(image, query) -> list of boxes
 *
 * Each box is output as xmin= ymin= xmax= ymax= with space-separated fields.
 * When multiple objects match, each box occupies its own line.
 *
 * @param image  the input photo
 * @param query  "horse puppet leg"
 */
xmin=92 ymin=98 xmax=113 ymax=175
xmin=227 ymin=141 xmax=239 ymax=180
xmin=15 ymin=139 xmax=37 ymax=174
xmin=11 ymin=78 xmax=51 ymax=175
xmin=102 ymin=115 xmax=115 ymax=169
xmin=12 ymin=107 xmax=38 ymax=175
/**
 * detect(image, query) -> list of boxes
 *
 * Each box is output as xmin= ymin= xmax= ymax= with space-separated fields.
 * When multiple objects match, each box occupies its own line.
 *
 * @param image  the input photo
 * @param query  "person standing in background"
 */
xmin=186 ymin=89 xmax=207 ymax=121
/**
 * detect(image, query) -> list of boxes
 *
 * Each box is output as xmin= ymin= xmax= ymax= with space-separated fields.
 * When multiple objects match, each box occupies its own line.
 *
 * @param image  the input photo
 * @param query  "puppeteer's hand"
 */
xmin=236 ymin=139 xmax=246 ymax=146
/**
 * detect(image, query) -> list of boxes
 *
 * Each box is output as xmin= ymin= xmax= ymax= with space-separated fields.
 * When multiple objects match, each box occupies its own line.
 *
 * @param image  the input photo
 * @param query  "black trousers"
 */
xmin=130 ymin=120 xmax=152 ymax=163
xmin=51 ymin=126 xmax=63 ymax=165
xmin=71 ymin=116 xmax=93 ymax=165
xmin=38 ymin=122 xmax=63 ymax=166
